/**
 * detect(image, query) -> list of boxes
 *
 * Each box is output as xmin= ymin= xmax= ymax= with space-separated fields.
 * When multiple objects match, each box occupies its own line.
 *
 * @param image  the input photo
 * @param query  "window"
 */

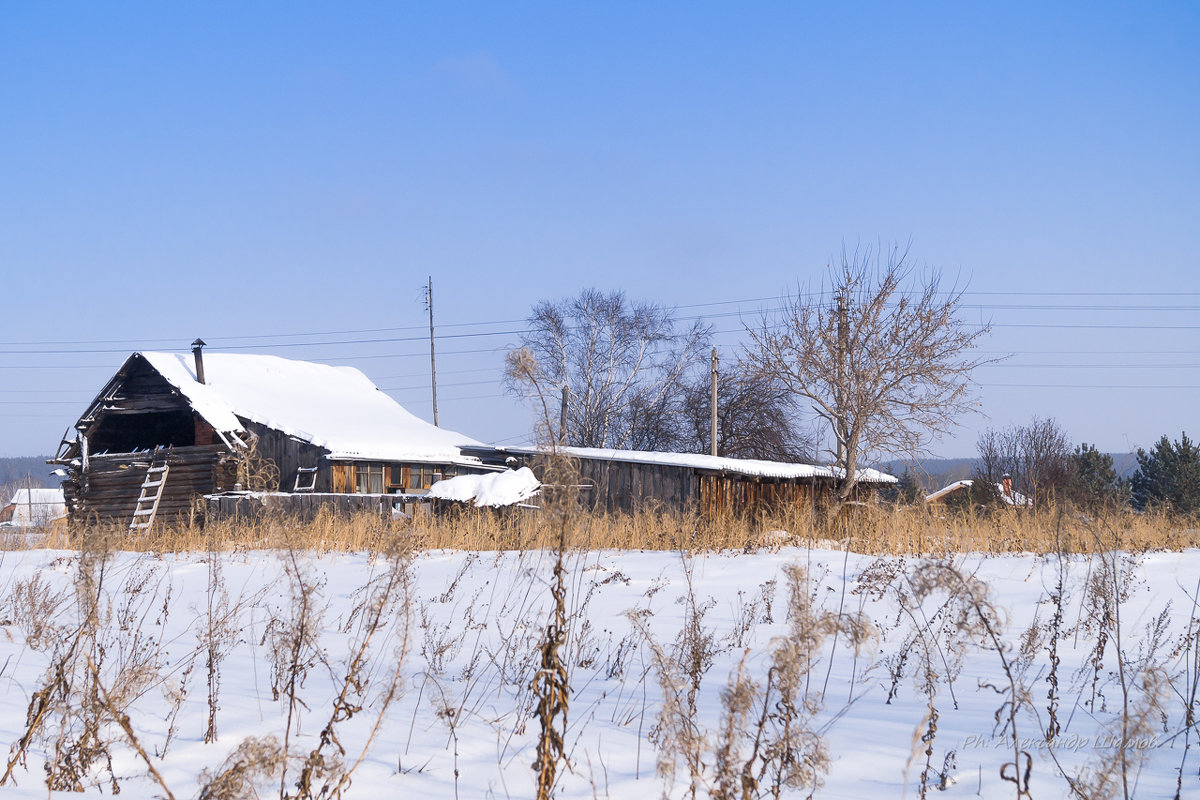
xmin=388 ymin=465 xmax=406 ymax=492
xmin=355 ymin=462 xmax=384 ymax=494
xmin=381 ymin=463 xmax=454 ymax=493
xmin=410 ymin=464 xmax=440 ymax=492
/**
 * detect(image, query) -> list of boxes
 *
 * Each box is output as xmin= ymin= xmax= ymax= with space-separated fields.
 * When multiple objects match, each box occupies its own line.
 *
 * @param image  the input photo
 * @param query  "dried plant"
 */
xmin=636 ymin=562 xmax=871 ymax=799
xmin=268 ymin=549 xmax=327 ymax=799
xmin=901 ymin=561 xmax=1028 ymax=798
xmin=291 ymin=542 xmax=412 ymax=799
xmin=532 ymin=540 xmax=571 ymax=800
xmin=234 ymin=431 xmax=281 ymax=492
xmin=1160 ymin=578 xmax=1200 ymax=799
xmin=202 ymin=537 xmax=235 ymax=743
xmin=5 ymin=571 xmax=69 ymax=651
xmin=199 ymin=736 xmax=288 ymax=800
xmin=2 ymin=534 xmax=113 ymax=790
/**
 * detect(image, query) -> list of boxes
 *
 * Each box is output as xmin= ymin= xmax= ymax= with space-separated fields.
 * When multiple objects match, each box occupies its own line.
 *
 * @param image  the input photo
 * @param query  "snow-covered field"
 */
xmin=1 ymin=543 xmax=1197 ymax=798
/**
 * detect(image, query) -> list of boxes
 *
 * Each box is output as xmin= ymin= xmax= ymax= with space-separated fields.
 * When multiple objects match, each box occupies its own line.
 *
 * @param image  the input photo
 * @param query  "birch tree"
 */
xmin=505 ymin=288 xmax=710 ymax=449
xmin=744 ymin=244 xmax=991 ymax=507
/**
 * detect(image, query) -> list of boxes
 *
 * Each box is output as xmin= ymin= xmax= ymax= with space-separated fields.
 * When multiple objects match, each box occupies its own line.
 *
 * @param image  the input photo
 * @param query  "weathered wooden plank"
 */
xmin=331 ymin=464 xmax=349 ymax=493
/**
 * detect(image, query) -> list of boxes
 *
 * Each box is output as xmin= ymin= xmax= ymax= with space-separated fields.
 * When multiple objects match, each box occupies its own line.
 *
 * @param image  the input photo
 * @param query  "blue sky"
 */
xmin=2 ymin=2 xmax=1197 ymax=461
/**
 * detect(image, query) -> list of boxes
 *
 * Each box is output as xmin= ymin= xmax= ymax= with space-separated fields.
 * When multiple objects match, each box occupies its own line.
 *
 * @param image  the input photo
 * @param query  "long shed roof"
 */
xmin=504 ymin=446 xmax=897 ymax=483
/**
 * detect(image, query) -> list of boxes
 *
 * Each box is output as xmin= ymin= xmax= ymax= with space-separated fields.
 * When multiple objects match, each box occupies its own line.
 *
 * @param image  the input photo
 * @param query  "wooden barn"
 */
xmin=53 ymin=347 xmax=489 ymax=527
xmin=483 ymin=446 xmax=897 ymax=518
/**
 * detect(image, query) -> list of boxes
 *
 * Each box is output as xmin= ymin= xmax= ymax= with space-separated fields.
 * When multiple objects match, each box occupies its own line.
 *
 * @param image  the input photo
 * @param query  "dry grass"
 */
xmin=4 ymin=501 xmax=1200 ymax=798
xmin=7 ymin=503 xmax=1197 ymax=555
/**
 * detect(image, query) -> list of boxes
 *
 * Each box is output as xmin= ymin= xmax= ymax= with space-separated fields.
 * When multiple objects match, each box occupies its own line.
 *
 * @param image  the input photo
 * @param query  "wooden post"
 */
xmin=710 ymin=347 xmax=719 ymax=457
xmin=835 ymin=293 xmax=847 ymax=468
xmin=426 ymin=276 xmax=439 ymax=427
xmin=559 ymin=384 xmax=569 ymax=445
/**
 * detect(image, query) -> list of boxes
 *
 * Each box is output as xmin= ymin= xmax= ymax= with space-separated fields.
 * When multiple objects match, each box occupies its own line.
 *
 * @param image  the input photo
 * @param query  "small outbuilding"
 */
xmin=0 ymin=487 xmax=67 ymax=528
xmin=925 ymin=478 xmax=1032 ymax=508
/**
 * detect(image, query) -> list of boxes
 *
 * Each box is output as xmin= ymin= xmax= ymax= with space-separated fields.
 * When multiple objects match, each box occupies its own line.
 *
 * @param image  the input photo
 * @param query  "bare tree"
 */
xmin=678 ymin=360 xmax=814 ymax=461
xmin=977 ymin=416 xmax=1073 ymax=511
xmin=744 ymin=243 xmax=991 ymax=507
xmin=505 ymin=288 xmax=710 ymax=450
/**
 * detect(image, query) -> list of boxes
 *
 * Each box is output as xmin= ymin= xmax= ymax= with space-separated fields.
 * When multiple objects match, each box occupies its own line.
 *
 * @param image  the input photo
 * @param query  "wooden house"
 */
xmin=0 ymin=487 xmax=67 ymax=528
xmin=479 ymin=446 xmax=897 ymax=519
xmin=53 ymin=348 xmax=489 ymax=526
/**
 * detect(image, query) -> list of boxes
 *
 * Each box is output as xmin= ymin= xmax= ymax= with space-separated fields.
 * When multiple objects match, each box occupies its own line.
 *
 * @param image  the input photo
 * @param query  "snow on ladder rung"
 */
xmin=133 ymin=508 xmax=155 ymax=516
xmin=143 ymin=480 xmax=163 ymax=489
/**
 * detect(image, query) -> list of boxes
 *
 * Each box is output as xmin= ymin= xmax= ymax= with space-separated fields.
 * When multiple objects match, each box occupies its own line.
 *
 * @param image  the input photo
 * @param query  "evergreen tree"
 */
xmin=896 ymin=469 xmax=924 ymax=505
xmin=1131 ymin=432 xmax=1200 ymax=514
xmin=1068 ymin=443 xmax=1122 ymax=510
xmin=879 ymin=468 xmax=925 ymax=505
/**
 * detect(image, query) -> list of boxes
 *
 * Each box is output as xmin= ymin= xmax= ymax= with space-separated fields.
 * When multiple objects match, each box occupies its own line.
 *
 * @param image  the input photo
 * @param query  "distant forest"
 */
xmin=0 ymin=456 xmax=56 ymax=491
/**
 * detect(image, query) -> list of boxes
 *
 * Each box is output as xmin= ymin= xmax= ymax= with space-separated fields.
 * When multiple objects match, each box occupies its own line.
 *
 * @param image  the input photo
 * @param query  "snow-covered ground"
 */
xmin=0 ymin=543 xmax=1197 ymax=798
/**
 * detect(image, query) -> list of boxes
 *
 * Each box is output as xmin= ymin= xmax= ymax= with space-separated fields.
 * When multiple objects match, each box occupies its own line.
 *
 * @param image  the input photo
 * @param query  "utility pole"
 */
xmin=710 ymin=347 xmax=719 ymax=457
xmin=835 ymin=292 xmax=848 ymax=468
xmin=425 ymin=276 xmax=439 ymax=427
xmin=559 ymin=385 xmax=570 ymax=445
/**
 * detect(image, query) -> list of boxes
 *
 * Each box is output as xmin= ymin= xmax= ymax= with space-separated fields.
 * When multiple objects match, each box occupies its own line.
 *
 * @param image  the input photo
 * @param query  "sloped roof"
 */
xmin=1 ymin=488 xmax=67 ymax=527
xmin=505 ymin=446 xmax=897 ymax=483
xmin=130 ymin=352 xmax=484 ymax=464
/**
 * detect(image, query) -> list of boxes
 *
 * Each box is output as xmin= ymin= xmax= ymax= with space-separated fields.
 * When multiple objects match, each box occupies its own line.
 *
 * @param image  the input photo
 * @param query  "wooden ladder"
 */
xmin=130 ymin=455 xmax=170 ymax=533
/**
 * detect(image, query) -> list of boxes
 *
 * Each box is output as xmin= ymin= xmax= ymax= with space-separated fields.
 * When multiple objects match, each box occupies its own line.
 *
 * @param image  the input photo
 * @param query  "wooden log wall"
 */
xmin=69 ymin=445 xmax=236 ymax=525
xmin=571 ymin=457 xmax=839 ymax=519
xmin=205 ymin=492 xmax=414 ymax=523
xmin=698 ymin=474 xmax=827 ymax=519
xmin=572 ymin=458 xmax=698 ymax=514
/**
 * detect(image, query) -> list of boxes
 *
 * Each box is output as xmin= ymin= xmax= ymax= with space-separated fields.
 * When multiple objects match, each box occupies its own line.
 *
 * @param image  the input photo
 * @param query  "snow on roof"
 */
xmin=137 ymin=352 xmax=484 ymax=464
xmin=925 ymin=479 xmax=1031 ymax=507
xmin=925 ymin=479 xmax=973 ymax=503
xmin=2 ymin=488 xmax=67 ymax=527
xmin=427 ymin=467 xmax=541 ymax=508
xmin=508 ymin=446 xmax=897 ymax=483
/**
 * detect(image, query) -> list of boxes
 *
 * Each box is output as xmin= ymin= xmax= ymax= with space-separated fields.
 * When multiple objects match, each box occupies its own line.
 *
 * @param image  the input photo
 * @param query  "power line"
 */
xmin=380 ymin=378 xmax=500 ymax=392
xmin=982 ymin=383 xmax=1200 ymax=389
xmin=979 ymin=363 xmax=1200 ymax=369
xmin=385 ymin=392 xmax=509 ymax=404
xmin=6 ymin=288 xmax=1200 ymax=348
xmin=1 ymin=309 xmax=1193 ymax=357
xmin=0 ymin=345 xmax=512 ymax=368
xmin=992 ymin=323 xmax=1200 ymax=330
xmin=0 ymin=400 xmax=82 ymax=405
xmin=375 ymin=366 xmax=500 ymax=380
xmin=973 ymin=349 xmax=1200 ymax=355
xmin=0 ymin=327 xmax=529 ymax=356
